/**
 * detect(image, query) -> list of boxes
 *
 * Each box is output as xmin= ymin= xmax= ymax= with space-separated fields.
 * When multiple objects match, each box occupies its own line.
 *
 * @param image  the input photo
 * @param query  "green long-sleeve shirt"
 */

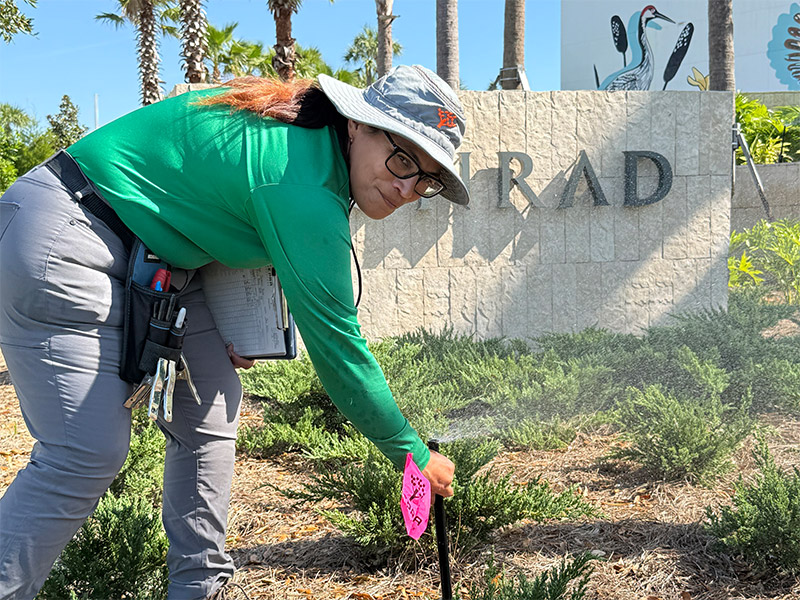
xmin=68 ymin=88 xmax=430 ymax=471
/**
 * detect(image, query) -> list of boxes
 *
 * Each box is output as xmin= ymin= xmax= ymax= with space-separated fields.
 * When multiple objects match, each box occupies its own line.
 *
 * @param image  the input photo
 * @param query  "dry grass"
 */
xmin=2 ymin=351 xmax=800 ymax=599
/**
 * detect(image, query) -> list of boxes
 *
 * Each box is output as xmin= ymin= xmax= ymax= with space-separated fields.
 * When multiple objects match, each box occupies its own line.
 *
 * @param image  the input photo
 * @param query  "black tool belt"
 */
xmin=45 ymin=150 xmax=136 ymax=251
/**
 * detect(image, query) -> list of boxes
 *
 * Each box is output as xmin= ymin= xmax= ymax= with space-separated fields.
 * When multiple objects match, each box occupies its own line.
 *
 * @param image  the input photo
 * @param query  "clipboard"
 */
xmin=198 ymin=262 xmax=297 ymax=360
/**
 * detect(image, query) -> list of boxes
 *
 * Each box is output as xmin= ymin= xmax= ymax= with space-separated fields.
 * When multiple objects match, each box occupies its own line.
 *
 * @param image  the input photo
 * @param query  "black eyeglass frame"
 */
xmin=382 ymin=131 xmax=446 ymax=199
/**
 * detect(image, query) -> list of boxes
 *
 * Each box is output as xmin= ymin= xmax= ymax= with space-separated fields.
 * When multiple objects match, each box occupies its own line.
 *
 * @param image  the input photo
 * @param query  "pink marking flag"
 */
xmin=400 ymin=453 xmax=431 ymax=540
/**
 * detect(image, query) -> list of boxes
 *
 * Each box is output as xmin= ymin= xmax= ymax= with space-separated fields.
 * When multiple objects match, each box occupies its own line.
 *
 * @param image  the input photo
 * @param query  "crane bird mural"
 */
xmin=594 ymin=5 xmax=694 ymax=91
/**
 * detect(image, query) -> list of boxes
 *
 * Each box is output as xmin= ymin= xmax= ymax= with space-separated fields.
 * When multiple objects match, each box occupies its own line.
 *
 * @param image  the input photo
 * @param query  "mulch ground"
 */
xmin=2 ymin=319 xmax=800 ymax=599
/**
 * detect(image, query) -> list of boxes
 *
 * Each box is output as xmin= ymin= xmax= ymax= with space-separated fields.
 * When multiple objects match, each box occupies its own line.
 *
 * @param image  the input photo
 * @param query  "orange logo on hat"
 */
xmin=437 ymin=108 xmax=458 ymax=129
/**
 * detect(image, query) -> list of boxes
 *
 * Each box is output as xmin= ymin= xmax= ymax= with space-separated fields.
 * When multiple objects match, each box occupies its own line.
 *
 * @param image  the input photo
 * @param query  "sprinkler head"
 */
xmin=428 ymin=439 xmax=441 ymax=452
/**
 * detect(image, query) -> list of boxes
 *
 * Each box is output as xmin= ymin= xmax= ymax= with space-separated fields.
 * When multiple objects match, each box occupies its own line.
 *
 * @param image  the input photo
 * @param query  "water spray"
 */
xmin=428 ymin=439 xmax=453 ymax=600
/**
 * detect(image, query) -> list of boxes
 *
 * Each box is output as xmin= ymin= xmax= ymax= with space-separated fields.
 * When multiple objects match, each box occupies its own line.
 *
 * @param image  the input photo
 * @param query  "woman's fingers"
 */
xmin=422 ymin=450 xmax=455 ymax=498
xmin=225 ymin=343 xmax=256 ymax=369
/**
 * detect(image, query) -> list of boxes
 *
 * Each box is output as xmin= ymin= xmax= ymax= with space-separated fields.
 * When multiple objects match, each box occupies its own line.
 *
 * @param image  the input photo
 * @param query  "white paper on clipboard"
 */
xmin=199 ymin=262 xmax=289 ymax=358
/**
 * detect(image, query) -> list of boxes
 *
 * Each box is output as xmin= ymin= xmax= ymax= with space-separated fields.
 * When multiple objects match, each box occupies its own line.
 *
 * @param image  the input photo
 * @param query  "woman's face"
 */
xmin=347 ymin=120 xmax=442 ymax=220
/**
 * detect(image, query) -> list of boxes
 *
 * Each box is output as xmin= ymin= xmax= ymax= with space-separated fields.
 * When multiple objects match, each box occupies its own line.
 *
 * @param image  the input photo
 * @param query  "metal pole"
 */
xmin=428 ymin=440 xmax=452 ymax=600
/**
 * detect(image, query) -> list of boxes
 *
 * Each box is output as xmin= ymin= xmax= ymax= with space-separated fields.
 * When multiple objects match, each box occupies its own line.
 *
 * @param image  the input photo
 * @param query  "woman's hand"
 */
xmin=422 ymin=450 xmax=455 ymax=498
xmin=225 ymin=343 xmax=257 ymax=369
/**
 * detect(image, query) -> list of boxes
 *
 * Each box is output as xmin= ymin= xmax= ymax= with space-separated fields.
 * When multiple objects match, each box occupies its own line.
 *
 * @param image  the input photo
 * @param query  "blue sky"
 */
xmin=0 ymin=0 xmax=561 ymax=130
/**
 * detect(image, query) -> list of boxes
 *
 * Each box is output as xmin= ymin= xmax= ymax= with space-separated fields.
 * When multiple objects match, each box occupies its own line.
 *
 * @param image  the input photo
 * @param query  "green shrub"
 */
xmin=40 ymin=411 xmax=168 ymax=598
xmin=108 ymin=412 xmax=165 ymax=502
xmin=646 ymin=290 xmax=799 ymax=373
xmin=281 ymin=439 xmax=598 ymax=563
xmin=611 ymin=386 xmax=753 ymax=483
xmin=705 ymin=439 xmax=800 ymax=574
xmin=237 ymin=406 xmax=370 ymax=463
xmin=505 ymin=416 xmax=578 ymax=451
xmin=736 ymin=94 xmax=800 ymax=164
xmin=730 ymin=220 xmax=800 ymax=302
xmin=606 ymin=345 xmax=730 ymax=404
xmin=466 ymin=553 xmax=594 ymax=600
xmin=723 ymin=357 xmax=800 ymax=414
xmin=38 ymin=493 xmax=169 ymax=600
xmin=535 ymin=327 xmax=642 ymax=361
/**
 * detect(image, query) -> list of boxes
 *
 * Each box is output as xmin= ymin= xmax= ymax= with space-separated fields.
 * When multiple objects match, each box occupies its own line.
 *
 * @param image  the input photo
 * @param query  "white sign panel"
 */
xmin=562 ymin=1 xmax=800 ymax=92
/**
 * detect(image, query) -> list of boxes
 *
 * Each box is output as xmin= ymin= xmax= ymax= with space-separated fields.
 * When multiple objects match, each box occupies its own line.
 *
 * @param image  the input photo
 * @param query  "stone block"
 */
xmin=703 ymin=92 xmax=734 ymax=176
xmin=527 ymin=264 xmax=554 ymax=337
xmin=672 ymin=258 xmax=705 ymax=314
xmin=396 ymin=269 xmax=425 ymax=332
xmin=685 ymin=176 xmax=712 ymax=259
xmin=710 ymin=256 xmax=729 ymax=310
xmin=731 ymin=165 xmax=760 ymax=209
xmin=565 ymin=206 xmax=592 ymax=263
xmin=662 ymin=176 xmax=687 ymax=259
xmin=499 ymin=91 xmax=528 ymax=152
xmin=487 ymin=203 xmax=517 ymax=266
xmin=383 ymin=207 xmax=412 ymax=269
xmin=540 ymin=209 xmax=566 ymax=264
xmin=448 ymin=171 xmax=489 ymax=267
xmin=591 ymin=207 xmax=615 ymax=262
xmin=599 ymin=262 xmax=635 ymax=331
xmin=675 ymin=92 xmax=700 ymax=176
xmin=449 ymin=266 xmax=478 ymax=334
xmin=462 ymin=92 xmax=499 ymax=167
xmin=501 ymin=265 xmax=528 ymax=338
xmin=731 ymin=207 xmax=769 ymax=233
xmin=614 ymin=207 xmax=639 ymax=262
xmin=639 ymin=198 xmax=664 ymax=262
xmin=475 ymin=266 xmax=503 ymax=339
xmin=600 ymin=92 xmax=628 ymax=178
xmin=710 ymin=175 xmax=732 ymax=256
xmin=360 ymin=214 xmax=386 ymax=269
xmin=576 ymin=263 xmax=604 ymax=330
xmin=360 ymin=269 xmax=397 ymax=339
xmin=512 ymin=202 xmax=540 ymax=265
xmin=423 ymin=268 xmax=450 ymax=330
xmin=626 ymin=91 xmax=652 ymax=150
xmin=526 ymin=92 xmax=554 ymax=178
xmin=650 ymin=93 xmax=677 ymax=171
xmin=410 ymin=202 xmax=443 ymax=268
xmin=552 ymin=263 xmax=577 ymax=332
xmin=550 ymin=91 xmax=578 ymax=173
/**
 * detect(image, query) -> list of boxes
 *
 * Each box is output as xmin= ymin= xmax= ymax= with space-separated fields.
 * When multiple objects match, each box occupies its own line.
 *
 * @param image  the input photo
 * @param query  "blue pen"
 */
xmin=155 ymin=281 xmax=163 ymax=292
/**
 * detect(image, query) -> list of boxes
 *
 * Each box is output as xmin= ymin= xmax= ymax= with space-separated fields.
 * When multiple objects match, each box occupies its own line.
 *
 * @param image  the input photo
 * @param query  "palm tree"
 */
xmin=708 ymin=0 xmax=734 ymax=91
xmin=96 ymin=0 xmax=177 ymax=105
xmin=502 ymin=0 xmax=524 ymax=90
xmin=375 ymin=0 xmax=396 ymax=78
xmin=436 ymin=0 xmax=459 ymax=90
xmin=205 ymin=22 xmax=237 ymax=83
xmin=267 ymin=0 xmax=302 ymax=80
xmin=345 ymin=24 xmax=401 ymax=86
xmin=179 ymin=0 xmax=207 ymax=83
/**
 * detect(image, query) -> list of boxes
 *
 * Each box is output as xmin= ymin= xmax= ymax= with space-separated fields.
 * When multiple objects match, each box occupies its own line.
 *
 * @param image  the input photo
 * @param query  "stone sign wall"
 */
xmin=350 ymin=90 xmax=734 ymax=341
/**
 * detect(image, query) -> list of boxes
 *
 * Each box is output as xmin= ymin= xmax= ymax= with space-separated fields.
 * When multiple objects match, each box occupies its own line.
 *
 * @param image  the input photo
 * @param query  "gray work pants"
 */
xmin=0 ymin=164 xmax=242 ymax=599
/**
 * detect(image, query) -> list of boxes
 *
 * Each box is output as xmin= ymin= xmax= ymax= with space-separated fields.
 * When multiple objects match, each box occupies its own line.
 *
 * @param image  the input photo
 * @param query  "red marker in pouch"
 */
xmin=151 ymin=268 xmax=171 ymax=291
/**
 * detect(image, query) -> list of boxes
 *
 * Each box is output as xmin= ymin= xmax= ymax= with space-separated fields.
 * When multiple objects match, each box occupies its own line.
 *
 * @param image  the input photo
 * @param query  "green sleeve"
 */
xmin=246 ymin=184 xmax=430 ymax=472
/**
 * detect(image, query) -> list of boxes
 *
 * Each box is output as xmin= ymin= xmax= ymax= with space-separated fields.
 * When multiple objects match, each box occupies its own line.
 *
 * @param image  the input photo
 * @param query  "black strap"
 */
xmin=45 ymin=151 xmax=136 ymax=251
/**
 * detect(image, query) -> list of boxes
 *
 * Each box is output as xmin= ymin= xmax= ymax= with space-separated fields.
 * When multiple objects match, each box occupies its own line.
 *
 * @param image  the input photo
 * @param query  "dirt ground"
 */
xmin=2 ymin=344 xmax=800 ymax=600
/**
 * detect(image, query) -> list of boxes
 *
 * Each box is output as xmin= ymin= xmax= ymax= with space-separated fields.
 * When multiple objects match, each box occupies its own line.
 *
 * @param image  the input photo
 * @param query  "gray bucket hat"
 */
xmin=318 ymin=65 xmax=470 ymax=206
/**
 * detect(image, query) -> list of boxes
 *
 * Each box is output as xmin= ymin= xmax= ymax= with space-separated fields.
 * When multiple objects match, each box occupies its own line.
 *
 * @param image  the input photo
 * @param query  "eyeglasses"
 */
xmin=382 ymin=131 xmax=446 ymax=198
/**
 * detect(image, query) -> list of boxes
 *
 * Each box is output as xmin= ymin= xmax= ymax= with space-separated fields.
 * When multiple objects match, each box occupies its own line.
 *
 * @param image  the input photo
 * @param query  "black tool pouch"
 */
xmin=120 ymin=239 xmax=194 ymax=384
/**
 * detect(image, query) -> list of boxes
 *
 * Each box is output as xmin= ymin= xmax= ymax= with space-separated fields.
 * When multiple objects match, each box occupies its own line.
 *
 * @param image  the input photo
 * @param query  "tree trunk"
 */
xmin=180 ymin=0 xmax=207 ymax=83
xmin=375 ymin=0 xmax=394 ymax=78
xmin=502 ymin=0 xmax=525 ymax=90
xmin=436 ymin=0 xmax=459 ymax=90
xmin=272 ymin=7 xmax=295 ymax=81
xmin=137 ymin=0 xmax=162 ymax=105
xmin=708 ymin=0 xmax=735 ymax=91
